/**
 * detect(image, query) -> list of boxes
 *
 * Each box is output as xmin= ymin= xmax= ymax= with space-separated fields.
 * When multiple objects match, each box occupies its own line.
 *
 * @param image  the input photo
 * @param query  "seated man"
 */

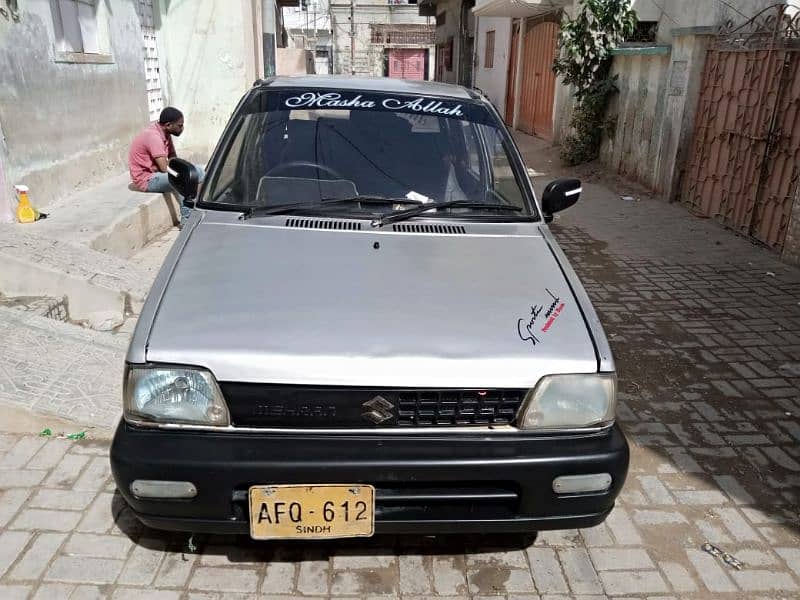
xmin=128 ymin=106 xmax=204 ymax=222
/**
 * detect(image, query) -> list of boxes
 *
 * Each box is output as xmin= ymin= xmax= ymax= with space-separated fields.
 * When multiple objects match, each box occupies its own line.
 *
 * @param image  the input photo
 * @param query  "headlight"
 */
xmin=124 ymin=366 xmax=230 ymax=427
xmin=519 ymin=373 xmax=616 ymax=430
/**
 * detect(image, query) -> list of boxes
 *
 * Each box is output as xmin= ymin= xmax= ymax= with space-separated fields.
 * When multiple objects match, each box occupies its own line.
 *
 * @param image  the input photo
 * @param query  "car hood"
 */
xmin=146 ymin=219 xmax=598 ymax=387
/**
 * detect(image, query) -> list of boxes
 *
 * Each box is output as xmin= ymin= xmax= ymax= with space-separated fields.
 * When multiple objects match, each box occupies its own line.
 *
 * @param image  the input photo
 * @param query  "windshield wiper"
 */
xmin=320 ymin=195 xmax=423 ymax=206
xmin=242 ymin=196 xmax=421 ymax=220
xmin=372 ymin=201 xmax=524 ymax=227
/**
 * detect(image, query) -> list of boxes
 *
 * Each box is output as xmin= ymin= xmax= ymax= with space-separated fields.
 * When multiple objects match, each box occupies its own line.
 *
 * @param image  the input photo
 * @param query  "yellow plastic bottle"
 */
xmin=14 ymin=185 xmax=37 ymax=224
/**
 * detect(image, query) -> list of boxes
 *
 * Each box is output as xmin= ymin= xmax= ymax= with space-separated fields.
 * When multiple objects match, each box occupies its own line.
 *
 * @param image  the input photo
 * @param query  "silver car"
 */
xmin=111 ymin=76 xmax=628 ymax=541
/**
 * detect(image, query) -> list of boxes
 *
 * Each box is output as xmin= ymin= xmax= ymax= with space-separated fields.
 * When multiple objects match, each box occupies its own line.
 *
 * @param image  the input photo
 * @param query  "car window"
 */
xmin=482 ymin=127 xmax=526 ymax=207
xmin=203 ymin=89 xmax=533 ymax=218
xmin=459 ymin=120 xmax=482 ymax=179
xmin=208 ymin=119 xmax=246 ymax=202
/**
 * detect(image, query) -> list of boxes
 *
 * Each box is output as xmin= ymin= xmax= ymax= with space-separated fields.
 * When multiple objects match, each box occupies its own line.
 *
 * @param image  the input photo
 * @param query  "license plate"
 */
xmin=248 ymin=484 xmax=375 ymax=540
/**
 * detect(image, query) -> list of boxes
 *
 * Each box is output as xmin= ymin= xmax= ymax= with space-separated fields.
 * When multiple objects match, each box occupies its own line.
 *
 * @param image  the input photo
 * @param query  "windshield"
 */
xmin=202 ymin=89 xmax=534 ymax=219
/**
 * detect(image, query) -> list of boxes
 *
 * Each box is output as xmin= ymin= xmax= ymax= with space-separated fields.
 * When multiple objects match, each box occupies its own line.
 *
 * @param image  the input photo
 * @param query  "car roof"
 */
xmin=258 ymin=75 xmax=479 ymax=101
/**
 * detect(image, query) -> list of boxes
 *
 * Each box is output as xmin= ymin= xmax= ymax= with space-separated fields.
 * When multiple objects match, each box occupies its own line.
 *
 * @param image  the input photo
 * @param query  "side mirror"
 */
xmin=167 ymin=158 xmax=200 ymax=207
xmin=541 ymin=178 xmax=581 ymax=223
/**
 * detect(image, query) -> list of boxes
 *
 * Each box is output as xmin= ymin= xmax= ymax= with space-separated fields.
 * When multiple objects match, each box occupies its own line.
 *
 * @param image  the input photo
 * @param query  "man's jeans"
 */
xmin=146 ymin=165 xmax=205 ymax=221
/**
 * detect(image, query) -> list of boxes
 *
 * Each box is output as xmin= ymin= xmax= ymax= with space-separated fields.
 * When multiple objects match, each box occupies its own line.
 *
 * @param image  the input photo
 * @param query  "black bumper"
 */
xmin=110 ymin=422 xmax=629 ymax=535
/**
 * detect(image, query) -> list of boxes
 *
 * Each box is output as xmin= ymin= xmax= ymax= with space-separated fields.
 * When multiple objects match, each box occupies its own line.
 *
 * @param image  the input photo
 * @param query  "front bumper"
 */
xmin=110 ymin=422 xmax=629 ymax=535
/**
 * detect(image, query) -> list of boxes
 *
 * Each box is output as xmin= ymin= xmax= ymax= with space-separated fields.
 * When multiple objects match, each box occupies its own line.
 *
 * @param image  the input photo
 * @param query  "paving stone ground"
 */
xmin=0 ymin=307 xmax=128 ymax=430
xmin=1 ymin=133 xmax=799 ymax=598
xmin=0 ymin=228 xmax=179 ymax=430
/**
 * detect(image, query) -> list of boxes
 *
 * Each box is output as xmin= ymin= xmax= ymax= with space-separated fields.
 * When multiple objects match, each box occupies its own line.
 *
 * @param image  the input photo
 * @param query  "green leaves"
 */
xmin=554 ymin=0 xmax=637 ymax=164
xmin=555 ymin=0 xmax=636 ymax=98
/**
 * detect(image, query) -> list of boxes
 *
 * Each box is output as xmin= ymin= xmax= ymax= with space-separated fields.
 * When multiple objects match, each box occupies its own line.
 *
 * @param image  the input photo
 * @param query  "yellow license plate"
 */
xmin=248 ymin=484 xmax=375 ymax=540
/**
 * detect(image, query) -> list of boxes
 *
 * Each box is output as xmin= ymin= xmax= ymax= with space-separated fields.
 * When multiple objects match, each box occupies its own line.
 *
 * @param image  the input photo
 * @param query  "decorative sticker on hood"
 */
xmin=517 ymin=289 xmax=566 ymax=348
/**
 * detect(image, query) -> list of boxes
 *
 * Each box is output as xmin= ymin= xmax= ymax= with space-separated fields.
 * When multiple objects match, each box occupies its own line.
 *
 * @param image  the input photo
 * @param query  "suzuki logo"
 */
xmin=362 ymin=395 xmax=395 ymax=425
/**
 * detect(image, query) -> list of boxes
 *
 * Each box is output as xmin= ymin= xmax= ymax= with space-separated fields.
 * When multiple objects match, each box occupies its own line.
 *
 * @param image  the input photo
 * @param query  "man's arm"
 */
xmin=143 ymin=130 xmax=169 ymax=172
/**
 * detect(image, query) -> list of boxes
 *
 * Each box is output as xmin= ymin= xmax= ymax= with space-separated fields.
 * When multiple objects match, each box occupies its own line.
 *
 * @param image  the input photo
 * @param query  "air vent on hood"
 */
xmin=285 ymin=218 xmax=362 ymax=230
xmin=392 ymin=223 xmax=467 ymax=234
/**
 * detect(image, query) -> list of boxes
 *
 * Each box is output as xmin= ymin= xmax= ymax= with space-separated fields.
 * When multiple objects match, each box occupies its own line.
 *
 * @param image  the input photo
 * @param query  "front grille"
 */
xmin=219 ymin=384 xmax=527 ymax=429
xmin=397 ymin=390 xmax=523 ymax=426
xmin=231 ymin=482 xmax=521 ymax=523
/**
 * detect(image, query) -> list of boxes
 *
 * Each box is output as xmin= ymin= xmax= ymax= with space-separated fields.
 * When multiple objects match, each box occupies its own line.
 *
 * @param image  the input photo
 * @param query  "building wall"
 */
xmin=473 ymin=17 xmax=511 ymax=113
xmin=286 ymin=28 xmax=333 ymax=73
xmin=284 ymin=0 xmax=333 ymax=74
xmin=330 ymin=0 xmax=434 ymax=77
xmin=0 ymin=0 xmax=148 ymax=208
xmin=287 ymin=27 xmax=333 ymax=48
xmin=155 ymin=1 xmax=259 ymax=162
xmin=433 ymin=0 xmax=461 ymax=83
xmin=632 ymin=0 xmax=781 ymax=44
xmin=284 ymin=0 xmax=331 ymax=32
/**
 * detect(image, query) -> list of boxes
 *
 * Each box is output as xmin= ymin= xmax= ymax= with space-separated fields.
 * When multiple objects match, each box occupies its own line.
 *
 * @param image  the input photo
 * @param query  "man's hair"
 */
xmin=159 ymin=106 xmax=183 ymax=124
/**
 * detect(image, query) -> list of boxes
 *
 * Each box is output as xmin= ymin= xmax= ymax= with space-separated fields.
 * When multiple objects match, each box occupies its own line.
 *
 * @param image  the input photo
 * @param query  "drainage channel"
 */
xmin=0 ymin=293 xmax=137 ymax=334
xmin=0 ymin=294 xmax=70 ymax=322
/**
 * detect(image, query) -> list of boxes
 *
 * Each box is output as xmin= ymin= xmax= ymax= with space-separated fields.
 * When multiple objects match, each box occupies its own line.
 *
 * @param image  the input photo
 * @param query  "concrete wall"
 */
xmin=600 ymin=51 xmax=671 ymax=191
xmin=155 ymin=1 xmax=258 ymax=163
xmin=0 ymin=0 xmax=148 ymax=208
xmin=474 ymin=17 xmax=511 ymax=113
xmin=599 ymin=33 xmax=713 ymax=199
xmin=658 ymin=32 xmax=714 ymax=200
xmin=551 ymin=3 xmax=577 ymax=142
xmin=552 ymin=76 xmax=575 ymax=143
xmin=330 ymin=0 xmax=434 ymax=76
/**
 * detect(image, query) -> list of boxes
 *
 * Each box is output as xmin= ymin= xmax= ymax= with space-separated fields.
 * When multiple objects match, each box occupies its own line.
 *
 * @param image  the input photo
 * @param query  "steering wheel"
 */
xmin=265 ymin=160 xmax=343 ymax=180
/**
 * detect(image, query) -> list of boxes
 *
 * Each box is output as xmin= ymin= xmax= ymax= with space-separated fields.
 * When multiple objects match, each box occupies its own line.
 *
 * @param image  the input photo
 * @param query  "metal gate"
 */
xmin=682 ymin=5 xmax=800 ymax=250
xmin=518 ymin=19 xmax=558 ymax=139
xmin=388 ymin=48 xmax=426 ymax=80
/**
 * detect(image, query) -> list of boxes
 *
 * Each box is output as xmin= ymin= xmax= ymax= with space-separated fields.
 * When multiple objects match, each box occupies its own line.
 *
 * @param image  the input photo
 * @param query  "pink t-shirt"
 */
xmin=128 ymin=122 xmax=176 ymax=191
